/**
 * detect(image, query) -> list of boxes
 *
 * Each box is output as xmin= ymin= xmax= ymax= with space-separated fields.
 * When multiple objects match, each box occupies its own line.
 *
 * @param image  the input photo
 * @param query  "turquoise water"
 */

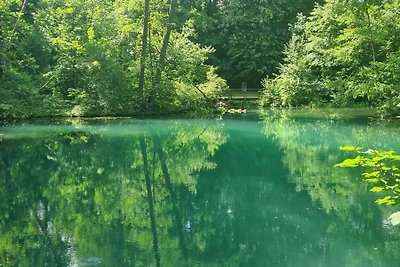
xmin=1 ymin=110 xmax=400 ymax=266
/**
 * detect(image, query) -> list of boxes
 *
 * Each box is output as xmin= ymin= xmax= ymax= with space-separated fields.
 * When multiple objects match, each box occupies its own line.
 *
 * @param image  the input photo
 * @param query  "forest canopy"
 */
xmin=261 ymin=0 xmax=400 ymax=116
xmin=1 ymin=0 xmax=400 ymax=118
xmin=0 ymin=0 xmax=227 ymax=118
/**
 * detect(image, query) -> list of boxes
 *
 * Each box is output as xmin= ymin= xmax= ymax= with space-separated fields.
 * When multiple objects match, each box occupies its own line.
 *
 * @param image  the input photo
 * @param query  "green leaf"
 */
xmin=372 ymin=156 xmax=384 ymax=162
xmin=362 ymin=171 xmax=380 ymax=178
xmin=87 ymin=26 xmax=95 ymax=41
xmin=97 ymin=168 xmax=105 ymax=175
xmin=376 ymin=196 xmax=396 ymax=205
xmin=339 ymin=146 xmax=362 ymax=151
xmin=335 ymin=156 xmax=362 ymax=168
xmin=370 ymin=187 xmax=384 ymax=192
xmin=389 ymin=155 xmax=400 ymax=161
xmin=388 ymin=212 xmax=400 ymax=226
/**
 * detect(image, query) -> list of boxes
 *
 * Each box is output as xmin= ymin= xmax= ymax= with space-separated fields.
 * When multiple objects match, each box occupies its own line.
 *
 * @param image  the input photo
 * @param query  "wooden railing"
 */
xmin=221 ymin=88 xmax=263 ymax=100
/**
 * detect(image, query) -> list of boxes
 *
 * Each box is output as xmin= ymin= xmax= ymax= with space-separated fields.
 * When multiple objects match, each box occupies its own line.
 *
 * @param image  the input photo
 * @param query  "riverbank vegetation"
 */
xmin=0 ymin=0 xmax=319 ymax=118
xmin=1 ymin=0 xmax=400 ymax=118
xmin=261 ymin=0 xmax=400 ymax=116
xmin=1 ymin=0 xmax=228 ymax=118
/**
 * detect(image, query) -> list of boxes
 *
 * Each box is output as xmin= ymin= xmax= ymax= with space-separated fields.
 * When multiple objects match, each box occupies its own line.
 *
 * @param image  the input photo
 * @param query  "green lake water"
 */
xmin=1 ymin=110 xmax=400 ymax=266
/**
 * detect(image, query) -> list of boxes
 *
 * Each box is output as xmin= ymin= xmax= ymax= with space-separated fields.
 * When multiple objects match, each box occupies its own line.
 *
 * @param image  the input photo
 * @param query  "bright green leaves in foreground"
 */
xmin=336 ymin=146 xmax=400 ymax=225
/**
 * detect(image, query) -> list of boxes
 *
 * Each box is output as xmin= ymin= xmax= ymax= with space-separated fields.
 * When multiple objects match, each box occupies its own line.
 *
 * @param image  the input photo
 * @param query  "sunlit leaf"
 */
xmin=339 ymin=146 xmax=362 ymax=151
xmin=87 ymin=26 xmax=95 ymax=41
xmin=97 ymin=168 xmax=105 ymax=175
xmin=362 ymin=171 xmax=380 ymax=178
xmin=376 ymin=196 xmax=396 ymax=205
xmin=372 ymin=157 xmax=383 ymax=162
xmin=388 ymin=212 xmax=400 ymax=226
xmin=335 ymin=156 xmax=362 ymax=168
xmin=370 ymin=187 xmax=384 ymax=192
xmin=390 ymin=155 xmax=400 ymax=161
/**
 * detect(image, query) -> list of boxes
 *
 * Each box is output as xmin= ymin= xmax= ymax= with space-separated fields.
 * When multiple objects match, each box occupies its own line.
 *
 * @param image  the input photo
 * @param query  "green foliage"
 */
xmin=0 ymin=0 xmax=227 ymax=118
xmin=195 ymin=0 xmax=319 ymax=87
xmin=262 ymin=110 xmax=373 ymax=216
xmin=35 ymin=0 xmax=140 ymax=116
xmin=149 ymin=21 xmax=228 ymax=114
xmin=0 ymin=0 xmax=44 ymax=118
xmin=336 ymin=147 xmax=400 ymax=206
xmin=0 ymin=119 xmax=228 ymax=265
xmin=262 ymin=0 xmax=400 ymax=116
xmin=260 ymin=110 xmax=400 ymax=262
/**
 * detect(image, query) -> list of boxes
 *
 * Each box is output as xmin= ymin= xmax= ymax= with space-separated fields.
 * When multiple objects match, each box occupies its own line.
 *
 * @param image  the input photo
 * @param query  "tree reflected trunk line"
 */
xmin=156 ymin=140 xmax=188 ymax=260
xmin=139 ymin=136 xmax=161 ymax=267
xmin=152 ymin=144 xmax=157 ymax=204
xmin=196 ymin=127 xmax=207 ymax=140
xmin=33 ymin=202 xmax=59 ymax=266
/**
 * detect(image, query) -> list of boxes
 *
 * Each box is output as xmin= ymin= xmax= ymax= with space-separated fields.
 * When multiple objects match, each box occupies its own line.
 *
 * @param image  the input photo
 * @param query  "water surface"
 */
xmin=1 ymin=110 xmax=400 ymax=266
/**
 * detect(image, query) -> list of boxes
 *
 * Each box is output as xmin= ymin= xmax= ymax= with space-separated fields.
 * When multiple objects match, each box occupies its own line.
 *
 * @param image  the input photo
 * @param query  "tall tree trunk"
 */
xmin=362 ymin=0 xmax=376 ymax=62
xmin=156 ymin=140 xmax=188 ymax=259
xmin=139 ymin=136 xmax=161 ymax=267
xmin=138 ymin=0 xmax=151 ymax=103
xmin=150 ymin=0 xmax=178 ymax=104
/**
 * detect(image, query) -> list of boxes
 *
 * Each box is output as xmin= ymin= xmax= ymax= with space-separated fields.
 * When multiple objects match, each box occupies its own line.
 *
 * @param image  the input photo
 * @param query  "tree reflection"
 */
xmin=4 ymin=113 xmax=400 ymax=266
xmin=261 ymin=109 xmax=400 ymax=265
xmin=140 ymin=136 xmax=161 ymax=267
xmin=0 ymin=119 xmax=227 ymax=266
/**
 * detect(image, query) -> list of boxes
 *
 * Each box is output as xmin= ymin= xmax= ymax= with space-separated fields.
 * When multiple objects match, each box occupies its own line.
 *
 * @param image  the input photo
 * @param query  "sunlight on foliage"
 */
xmin=336 ymin=147 xmax=400 ymax=225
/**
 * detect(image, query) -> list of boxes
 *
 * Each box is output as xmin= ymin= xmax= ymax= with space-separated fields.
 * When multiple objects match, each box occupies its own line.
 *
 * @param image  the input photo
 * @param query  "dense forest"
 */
xmin=1 ymin=0 xmax=399 ymax=118
xmin=261 ymin=0 xmax=400 ymax=116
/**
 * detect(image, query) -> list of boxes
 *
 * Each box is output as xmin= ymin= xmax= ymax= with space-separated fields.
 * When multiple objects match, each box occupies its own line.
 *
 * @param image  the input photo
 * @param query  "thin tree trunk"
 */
xmin=138 ymin=0 xmax=151 ymax=101
xmin=155 ymin=0 xmax=177 ymax=83
xmin=156 ymin=140 xmax=188 ymax=259
xmin=139 ymin=136 xmax=161 ymax=267
xmin=150 ymin=0 xmax=178 ymax=104
xmin=362 ymin=0 xmax=376 ymax=62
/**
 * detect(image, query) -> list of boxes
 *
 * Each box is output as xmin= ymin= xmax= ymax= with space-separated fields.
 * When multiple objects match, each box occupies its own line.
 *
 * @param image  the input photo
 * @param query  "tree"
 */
xmin=138 ymin=0 xmax=151 ymax=102
xmin=0 ymin=0 xmax=227 ymax=118
xmin=194 ymin=0 xmax=320 ymax=87
xmin=262 ymin=0 xmax=400 ymax=116
xmin=0 ymin=0 xmax=44 ymax=118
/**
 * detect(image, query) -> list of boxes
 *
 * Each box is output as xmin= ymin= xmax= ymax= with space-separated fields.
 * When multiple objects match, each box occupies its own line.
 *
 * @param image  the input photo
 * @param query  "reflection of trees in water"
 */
xmin=191 ymin=118 xmax=338 ymax=266
xmin=261 ymin=110 xmax=400 ymax=265
xmin=0 ymin=119 xmax=227 ymax=266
